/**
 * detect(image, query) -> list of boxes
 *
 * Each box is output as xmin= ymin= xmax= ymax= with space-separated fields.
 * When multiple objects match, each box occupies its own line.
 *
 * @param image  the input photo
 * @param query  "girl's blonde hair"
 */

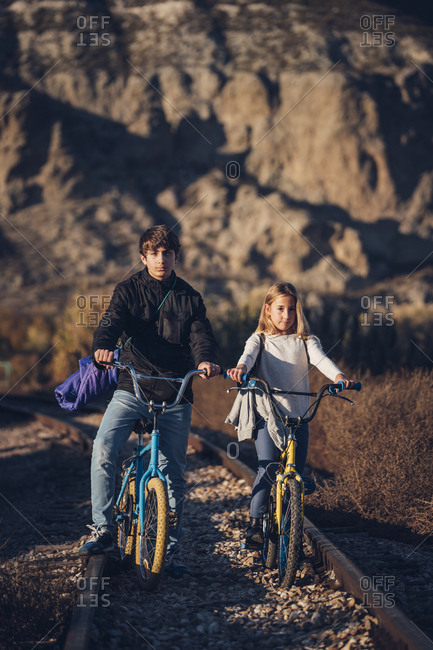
xmin=256 ymin=282 xmax=311 ymax=338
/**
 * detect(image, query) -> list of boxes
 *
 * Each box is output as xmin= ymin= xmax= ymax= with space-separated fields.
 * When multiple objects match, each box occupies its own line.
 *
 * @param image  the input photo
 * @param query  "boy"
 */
xmin=79 ymin=225 xmax=220 ymax=576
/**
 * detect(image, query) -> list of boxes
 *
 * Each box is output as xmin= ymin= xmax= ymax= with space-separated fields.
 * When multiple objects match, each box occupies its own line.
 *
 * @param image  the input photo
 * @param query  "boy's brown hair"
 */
xmin=139 ymin=225 xmax=181 ymax=256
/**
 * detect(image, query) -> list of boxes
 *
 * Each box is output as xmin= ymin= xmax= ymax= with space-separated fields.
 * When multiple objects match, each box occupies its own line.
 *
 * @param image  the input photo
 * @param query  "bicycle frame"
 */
xmin=275 ymin=431 xmax=303 ymax=534
xmin=115 ymin=417 xmax=166 ymax=535
xmin=108 ymin=362 xmax=206 ymax=538
xmin=227 ymin=372 xmax=361 ymax=587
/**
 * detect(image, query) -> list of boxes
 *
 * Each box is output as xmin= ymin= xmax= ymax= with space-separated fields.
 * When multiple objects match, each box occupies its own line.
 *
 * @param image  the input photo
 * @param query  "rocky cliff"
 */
xmin=1 ymin=0 xmax=432 ymax=314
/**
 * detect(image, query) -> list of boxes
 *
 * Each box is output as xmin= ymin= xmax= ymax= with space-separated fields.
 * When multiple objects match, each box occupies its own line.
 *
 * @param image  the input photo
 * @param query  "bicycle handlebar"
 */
xmin=298 ymin=380 xmax=362 ymax=425
xmin=225 ymin=372 xmax=362 ymax=427
xmin=95 ymin=359 xmax=205 ymax=410
xmin=224 ymin=371 xmax=361 ymax=393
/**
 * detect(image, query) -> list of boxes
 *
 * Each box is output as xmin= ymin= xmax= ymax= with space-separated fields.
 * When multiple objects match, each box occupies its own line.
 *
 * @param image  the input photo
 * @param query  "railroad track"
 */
xmin=0 ymin=401 xmax=95 ymax=650
xmin=1 ymin=396 xmax=432 ymax=650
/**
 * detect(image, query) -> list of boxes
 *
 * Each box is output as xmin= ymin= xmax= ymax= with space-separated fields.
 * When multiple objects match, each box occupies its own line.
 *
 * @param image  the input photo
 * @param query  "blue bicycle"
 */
xmin=105 ymin=361 xmax=205 ymax=591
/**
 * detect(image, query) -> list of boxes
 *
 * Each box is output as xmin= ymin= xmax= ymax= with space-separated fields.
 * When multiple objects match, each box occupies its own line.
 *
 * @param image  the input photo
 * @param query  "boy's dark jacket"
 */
xmin=92 ymin=268 xmax=219 ymax=404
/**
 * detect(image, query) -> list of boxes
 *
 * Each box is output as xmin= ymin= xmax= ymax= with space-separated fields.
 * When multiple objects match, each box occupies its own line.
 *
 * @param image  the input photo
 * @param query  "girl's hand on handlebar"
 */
xmin=94 ymin=349 xmax=115 ymax=370
xmin=334 ymin=373 xmax=353 ymax=389
xmin=226 ymin=365 xmax=247 ymax=383
xmin=197 ymin=362 xmax=221 ymax=379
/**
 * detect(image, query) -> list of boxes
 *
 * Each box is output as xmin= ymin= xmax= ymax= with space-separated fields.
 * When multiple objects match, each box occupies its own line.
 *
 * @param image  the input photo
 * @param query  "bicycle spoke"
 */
xmin=117 ymin=473 xmax=136 ymax=561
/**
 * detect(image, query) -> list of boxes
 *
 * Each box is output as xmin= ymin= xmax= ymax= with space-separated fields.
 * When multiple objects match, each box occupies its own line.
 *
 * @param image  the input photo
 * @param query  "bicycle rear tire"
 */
xmin=117 ymin=472 xmax=136 ymax=561
xmin=135 ymin=477 xmax=169 ymax=591
xmin=278 ymin=478 xmax=303 ymax=589
xmin=262 ymin=483 xmax=278 ymax=569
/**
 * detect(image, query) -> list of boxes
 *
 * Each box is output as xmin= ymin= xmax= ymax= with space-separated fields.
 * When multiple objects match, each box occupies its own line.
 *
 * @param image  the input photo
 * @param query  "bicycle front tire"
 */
xmin=135 ymin=477 xmax=169 ymax=591
xmin=278 ymin=478 xmax=303 ymax=589
xmin=262 ymin=483 xmax=278 ymax=569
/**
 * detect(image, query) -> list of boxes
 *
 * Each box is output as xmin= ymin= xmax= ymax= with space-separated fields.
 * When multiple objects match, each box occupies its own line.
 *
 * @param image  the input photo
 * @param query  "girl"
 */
xmin=226 ymin=282 xmax=352 ymax=548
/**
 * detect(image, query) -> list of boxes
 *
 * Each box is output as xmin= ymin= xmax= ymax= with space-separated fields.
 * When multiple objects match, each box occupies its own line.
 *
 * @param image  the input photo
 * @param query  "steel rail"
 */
xmin=63 ymin=555 xmax=107 ymax=650
xmin=0 ymin=397 xmax=92 ymax=455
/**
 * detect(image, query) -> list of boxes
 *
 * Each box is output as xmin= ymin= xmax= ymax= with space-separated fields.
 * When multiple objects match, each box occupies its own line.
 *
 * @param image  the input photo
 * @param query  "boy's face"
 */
xmin=141 ymin=246 xmax=178 ymax=281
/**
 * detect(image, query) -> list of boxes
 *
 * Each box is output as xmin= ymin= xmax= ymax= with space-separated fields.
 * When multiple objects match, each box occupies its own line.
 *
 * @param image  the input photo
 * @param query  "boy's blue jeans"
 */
xmin=250 ymin=423 xmax=309 ymax=518
xmin=90 ymin=389 xmax=192 ymax=556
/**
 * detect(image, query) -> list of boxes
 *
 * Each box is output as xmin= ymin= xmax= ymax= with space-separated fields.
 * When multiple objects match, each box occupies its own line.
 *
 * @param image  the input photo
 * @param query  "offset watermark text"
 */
xmin=76 ymin=15 xmax=111 ymax=47
xmin=77 ymin=576 xmax=110 ymax=607
xmin=226 ymin=161 xmax=240 ymax=182
xmin=360 ymin=575 xmax=395 ymax=608
xmin=360 ymin=295 xmax=395 ymax=327
xmin=226 ymin=441 xmax=240 ymax=460
xmin=360 ymin=15 xmax=395 ymax=47
xmin=76 ymin=295 xmax=110 ymax=327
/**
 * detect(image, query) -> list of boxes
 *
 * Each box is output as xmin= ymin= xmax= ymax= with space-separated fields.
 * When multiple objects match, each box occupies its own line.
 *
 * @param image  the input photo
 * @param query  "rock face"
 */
xmin=0 ymin=1 xmax=432 ymax=310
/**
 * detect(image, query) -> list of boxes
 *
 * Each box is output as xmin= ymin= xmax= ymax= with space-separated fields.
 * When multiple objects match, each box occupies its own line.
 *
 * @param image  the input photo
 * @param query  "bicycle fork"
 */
xmin=275 ymin=434 xmax=304 ymax=534
xmin=137 ymin=422 xmax=167 ymax=534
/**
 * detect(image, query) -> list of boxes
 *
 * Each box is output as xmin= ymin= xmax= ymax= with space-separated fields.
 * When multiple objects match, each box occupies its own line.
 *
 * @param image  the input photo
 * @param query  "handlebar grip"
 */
xmin=329 ymin=380 xmax=362 ymax=395
xmin=92 ymin=356 xmax=114 ymax=370
xmin=224 ymin=371 xmax=249 ymax=383
xmin=328 ymin=380 xmax=344 ymax=395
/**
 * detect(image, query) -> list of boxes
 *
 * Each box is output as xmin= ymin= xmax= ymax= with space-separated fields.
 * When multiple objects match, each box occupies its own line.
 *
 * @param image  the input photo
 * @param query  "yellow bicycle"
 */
xmin=234 ymin=376 xmax=361 ymax=589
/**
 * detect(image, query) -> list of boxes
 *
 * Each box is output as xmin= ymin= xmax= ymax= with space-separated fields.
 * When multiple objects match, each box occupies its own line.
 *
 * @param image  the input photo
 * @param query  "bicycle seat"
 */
xmin=133 ymin=419 xmax=153 ymax=435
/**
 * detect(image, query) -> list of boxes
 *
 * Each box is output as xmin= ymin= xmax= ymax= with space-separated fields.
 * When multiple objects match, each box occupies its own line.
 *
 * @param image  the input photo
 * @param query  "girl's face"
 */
xmin=265 ymin=294 xmax=297 ymax=334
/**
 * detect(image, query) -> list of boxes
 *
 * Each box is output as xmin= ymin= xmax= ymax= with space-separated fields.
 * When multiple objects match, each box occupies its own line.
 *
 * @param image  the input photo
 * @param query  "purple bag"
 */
xmin=54 ymin=349 xmax=119 ymax=412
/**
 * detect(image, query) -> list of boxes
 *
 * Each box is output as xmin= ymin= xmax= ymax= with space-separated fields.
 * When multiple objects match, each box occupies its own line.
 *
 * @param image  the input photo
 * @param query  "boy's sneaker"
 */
xmin=78 ymin=524 xmax=114 ymax=556
xmin=165 ymin=553 xmax=192 ymax=578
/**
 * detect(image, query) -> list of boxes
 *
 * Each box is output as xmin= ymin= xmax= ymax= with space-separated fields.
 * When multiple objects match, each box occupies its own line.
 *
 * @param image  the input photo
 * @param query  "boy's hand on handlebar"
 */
xmin=226 ymin=365 xmax=247 ymax=383
xmin=198 ymin=362 xmax=221 ymax=379
xmin=94 ymin=349 xmax=115 ymax=370
xmin=334 ymin=373 xmax=353 ymax=389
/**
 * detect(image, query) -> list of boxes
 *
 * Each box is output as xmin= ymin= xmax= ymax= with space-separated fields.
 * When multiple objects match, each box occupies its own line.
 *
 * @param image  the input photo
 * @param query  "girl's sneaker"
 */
xmin=245 ymin=517 xmax=264 ymax=549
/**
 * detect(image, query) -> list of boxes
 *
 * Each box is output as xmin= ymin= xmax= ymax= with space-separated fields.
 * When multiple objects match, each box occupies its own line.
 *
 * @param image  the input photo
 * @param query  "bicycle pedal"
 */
xmin=168 ymin=511 xmax=178 ymax=527
xmin=240 ymin=540 xmax=263 ymax=551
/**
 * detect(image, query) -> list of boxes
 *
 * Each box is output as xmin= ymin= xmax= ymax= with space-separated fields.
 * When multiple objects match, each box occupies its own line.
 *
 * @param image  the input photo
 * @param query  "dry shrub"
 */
xmin=0 ymin=309 xmax=29 ymax=356
xmin=49 ymin=293 xmax=106 ymax=385
xmin=0 ymin=308 xmax=56 ymax=393
xmin=0 ymin=290 xmax=111 ymax=392
xmin=0 ymin=563 xmax=75 ymax=649
xmin=309 ymin=368 xmax=433 ymax=535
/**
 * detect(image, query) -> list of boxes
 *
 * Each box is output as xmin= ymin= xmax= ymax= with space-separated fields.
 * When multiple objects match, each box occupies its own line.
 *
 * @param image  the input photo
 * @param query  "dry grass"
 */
xmin=191 ymin=374 xmax=238 ymax=435
xmin=308 ymin=368 xmax=433 ymax=536
xmin=0 ymin=562 xmax=75 ymax=649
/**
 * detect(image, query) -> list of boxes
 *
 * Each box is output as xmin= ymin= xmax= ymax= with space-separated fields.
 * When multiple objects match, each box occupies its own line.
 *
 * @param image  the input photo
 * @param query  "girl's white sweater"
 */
xmin=237 ymin=333 xmax=342 ymax=418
